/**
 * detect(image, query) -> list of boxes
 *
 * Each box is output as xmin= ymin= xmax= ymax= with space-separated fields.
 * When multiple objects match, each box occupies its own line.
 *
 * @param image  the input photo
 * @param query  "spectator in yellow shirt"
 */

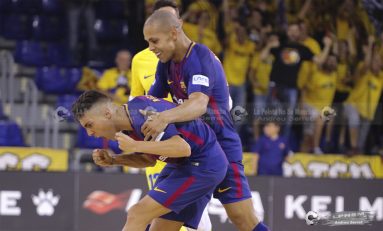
xmin=343 ymin=36 xmax=383 ymax=154
xmin=223 ymin=1 xmax=255 ymax=125
xmin=249 ymin=36 xmax=274 ymax=140
xmin=182 ymin=10 xmax=222 ymax=55
xmin=300 ymin=38 xmax=337 ymax=154
xmin=329 ymin=37 xmax=356 ymax=152
xmin=223 ymin=20 xmax=255 ymax=127
xmin=97 ymin=50 xmax=132 ymax=105
xmin=186 ymin=0 xmax=218 ymax=31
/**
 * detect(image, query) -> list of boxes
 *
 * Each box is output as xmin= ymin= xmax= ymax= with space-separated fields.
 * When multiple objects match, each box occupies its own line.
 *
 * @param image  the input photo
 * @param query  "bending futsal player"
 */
xmin=71 ymin=91 xmax=228 ymax=231
xmin=130 ymin=1 xmax=212 ymax=230
xmin=143 ymin=10 xmax=269 ymax=231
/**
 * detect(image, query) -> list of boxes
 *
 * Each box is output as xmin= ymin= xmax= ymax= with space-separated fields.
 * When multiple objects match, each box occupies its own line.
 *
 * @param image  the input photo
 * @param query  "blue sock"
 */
xmin=253 ymin=222 xmax=270 ymax=231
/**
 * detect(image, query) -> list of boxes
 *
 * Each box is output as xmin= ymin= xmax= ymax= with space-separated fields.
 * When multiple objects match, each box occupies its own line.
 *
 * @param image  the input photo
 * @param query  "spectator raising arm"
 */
xmin=313 ymin=36 xmax=333 ymax=66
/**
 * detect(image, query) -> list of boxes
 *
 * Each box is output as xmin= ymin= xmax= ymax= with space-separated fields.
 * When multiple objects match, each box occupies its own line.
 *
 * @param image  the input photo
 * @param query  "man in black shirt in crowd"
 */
xmin=260 ymin=21 xmax=332 ymax=139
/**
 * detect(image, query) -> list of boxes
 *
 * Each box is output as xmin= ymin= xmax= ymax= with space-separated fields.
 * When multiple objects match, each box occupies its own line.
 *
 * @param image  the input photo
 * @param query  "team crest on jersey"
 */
xmin=279 ymin=143 xmax=285 ymax=150
xmin=180 ymin=81 xmax=187 ymax=93
xmin=281 ymin=48 xmax=300 ymax=65
xmin=192 ymin=75 xmax=209 ymax=87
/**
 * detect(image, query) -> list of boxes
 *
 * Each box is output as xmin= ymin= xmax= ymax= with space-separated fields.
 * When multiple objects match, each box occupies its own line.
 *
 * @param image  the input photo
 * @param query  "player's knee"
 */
xmin=227 ymin=207 xmax=257 ymax=231
xmin=126 ymin=204 xmax=147 ymax=224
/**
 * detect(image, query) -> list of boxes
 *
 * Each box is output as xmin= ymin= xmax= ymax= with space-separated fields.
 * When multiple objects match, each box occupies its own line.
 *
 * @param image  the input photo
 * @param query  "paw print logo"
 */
xmin=31 ymin=189 xmax=60 ymax=216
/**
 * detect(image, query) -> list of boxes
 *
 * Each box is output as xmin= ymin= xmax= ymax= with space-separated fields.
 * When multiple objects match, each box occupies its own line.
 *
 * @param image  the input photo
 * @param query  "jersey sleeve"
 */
xmin=186 ymin=48 xmax=216 ymax=97
xmin=129 ymin=97 xmax=180 ymax=140
xmin=148 ymin=63 xmax=170 ymax=98
xmin=130 ymin=55 xmax=145 ymax=97
xmin=270 ymin=47 xmax=280 ymax=57
xmin=301 ymin=46 xmax=314 ymax=61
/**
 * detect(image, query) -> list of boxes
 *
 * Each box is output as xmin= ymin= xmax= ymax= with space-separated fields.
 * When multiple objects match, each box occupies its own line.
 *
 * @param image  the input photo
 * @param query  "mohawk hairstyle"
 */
xmin=71 ymin=90 xmax=111 ymax=121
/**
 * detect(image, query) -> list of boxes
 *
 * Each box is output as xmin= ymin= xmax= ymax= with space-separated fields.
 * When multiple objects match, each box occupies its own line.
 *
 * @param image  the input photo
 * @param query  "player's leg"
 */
xmin=150 ymin=154 xmax=226 ymax=231
xmin=215 ymin=162 xmax=270 ymax=231
xmin=123 ymin=195 xmax=171 ymax=231
xmin=223 ymin=198 xmax=258 ymax=230
xmin=151 ymin=187 xmax=214 ymax=231
xmin=149 ymin=208 xmax=210 ymax=231
xmin=149 ymin=218 xmax=184 ymax=231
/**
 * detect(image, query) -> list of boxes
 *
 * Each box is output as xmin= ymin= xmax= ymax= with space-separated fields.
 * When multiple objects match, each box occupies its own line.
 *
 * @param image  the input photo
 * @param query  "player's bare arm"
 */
xmin=115 ymin=132 xmax=191 ymax=157
xmin=140 ymin=92 xmax=209 ymax=140
xmin=92 ymin=149 xmax=156 ymax=168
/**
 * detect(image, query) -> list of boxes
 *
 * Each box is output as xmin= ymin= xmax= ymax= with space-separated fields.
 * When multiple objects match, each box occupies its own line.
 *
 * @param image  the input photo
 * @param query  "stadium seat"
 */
xmin=87 ymin=44 xmax=122 ymax=70
xmin=32 ymin=15 xmax=65 ymax=41
xmin=0 ymin=0 xmax=11 ymax=13
xmin=14 ymin=40 xmax=48 ymax=66
xmin=0 ymin=120 xmax=25 ymax=146
xmin=0 ymin=15 xmax=4 ymax=35
xmin=35 ymin=66 xmax=82 ymax=94
xmin=94 ymin=18 xmax=129 ymax=42
xmin=76 ymin=127 xmax=122 ymax=154
xmin=9 ymin=0 xmax=42 ymax=14
xmin=41 ymin=0 xmax=63 ymax=14
xmin=46 ymin=43 xmax=76 ymax=67
xmin=2 ymin=14 xmax=32 ymax=40
xmin=0 ymin=102 xmax=6 ymax=120
xmin=94 ymin=0 xmax=125 ymax=19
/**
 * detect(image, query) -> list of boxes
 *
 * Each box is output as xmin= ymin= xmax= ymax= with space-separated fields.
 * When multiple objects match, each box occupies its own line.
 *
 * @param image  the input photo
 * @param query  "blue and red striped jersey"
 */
xmin=125 ymin=96 xmax=220 ymax=164
xmin=149 ymin=43 xmax=243 ymax=162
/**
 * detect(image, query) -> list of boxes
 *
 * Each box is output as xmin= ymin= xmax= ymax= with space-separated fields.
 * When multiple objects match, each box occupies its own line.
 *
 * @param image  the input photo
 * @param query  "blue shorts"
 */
xmin=148 ymin=150 xmax=227 ymax=229
xmin=160 ymin=194 xmax=211 ymax=229
xmin=213 ymin=161 xmax=252 ymax=204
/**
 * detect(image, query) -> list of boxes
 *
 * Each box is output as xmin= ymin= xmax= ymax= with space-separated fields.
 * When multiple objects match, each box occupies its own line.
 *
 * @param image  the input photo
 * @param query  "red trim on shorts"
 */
xmin=102 ymin=138 xmax=108 ymax=149
xmin=164 ymin=176 xmax=195 ymax=207
xmin=231 ymin=163 xmax=243 ymax=198
xmin=178 ymin=128 xmax=204 ymax=146
xmin=209 ymin=97 xmax=224 ymax=126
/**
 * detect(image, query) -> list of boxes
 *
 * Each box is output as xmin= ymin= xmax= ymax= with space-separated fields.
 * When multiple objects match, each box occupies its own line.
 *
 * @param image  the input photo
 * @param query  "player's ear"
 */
xmin=170 ymin=27 xmax=178 ymax=41
xmin=104 ymin=108 xmax=112 ymax=120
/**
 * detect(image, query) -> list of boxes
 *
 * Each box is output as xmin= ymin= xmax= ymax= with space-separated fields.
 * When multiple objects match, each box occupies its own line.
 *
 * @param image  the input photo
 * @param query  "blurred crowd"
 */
xmin=2 ymin=0 xmax=383 ymax=158
xmin=92 ymin=0 xmax=383 ymax=156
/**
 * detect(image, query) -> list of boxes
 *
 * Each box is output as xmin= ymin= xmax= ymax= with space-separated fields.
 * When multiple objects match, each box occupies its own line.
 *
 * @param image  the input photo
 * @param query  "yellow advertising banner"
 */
xmin=0 ymin=147 xmax=68 ymax=171
xmin=243 ymin=152 xmax=258 ymax=176
xmin=284 ymin=153 xmax=383 ymax=179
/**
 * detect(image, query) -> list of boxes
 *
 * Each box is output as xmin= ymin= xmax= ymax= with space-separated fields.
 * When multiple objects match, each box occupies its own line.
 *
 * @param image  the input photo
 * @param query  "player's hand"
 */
xmin=92 ymin=149 xmax=115 ymax=166
xmin=115 ymin=132 xmax=137 ymax=153
xmin=139 ymin=109 xmax=168 ymax=141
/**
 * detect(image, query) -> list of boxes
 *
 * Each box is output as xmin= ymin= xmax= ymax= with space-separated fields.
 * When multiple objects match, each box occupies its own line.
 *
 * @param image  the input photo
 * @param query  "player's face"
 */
xmin=79 ymin=105 xmax=117 ymax=140
xmin=144 ymin=24 xmax=177 ymax=63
